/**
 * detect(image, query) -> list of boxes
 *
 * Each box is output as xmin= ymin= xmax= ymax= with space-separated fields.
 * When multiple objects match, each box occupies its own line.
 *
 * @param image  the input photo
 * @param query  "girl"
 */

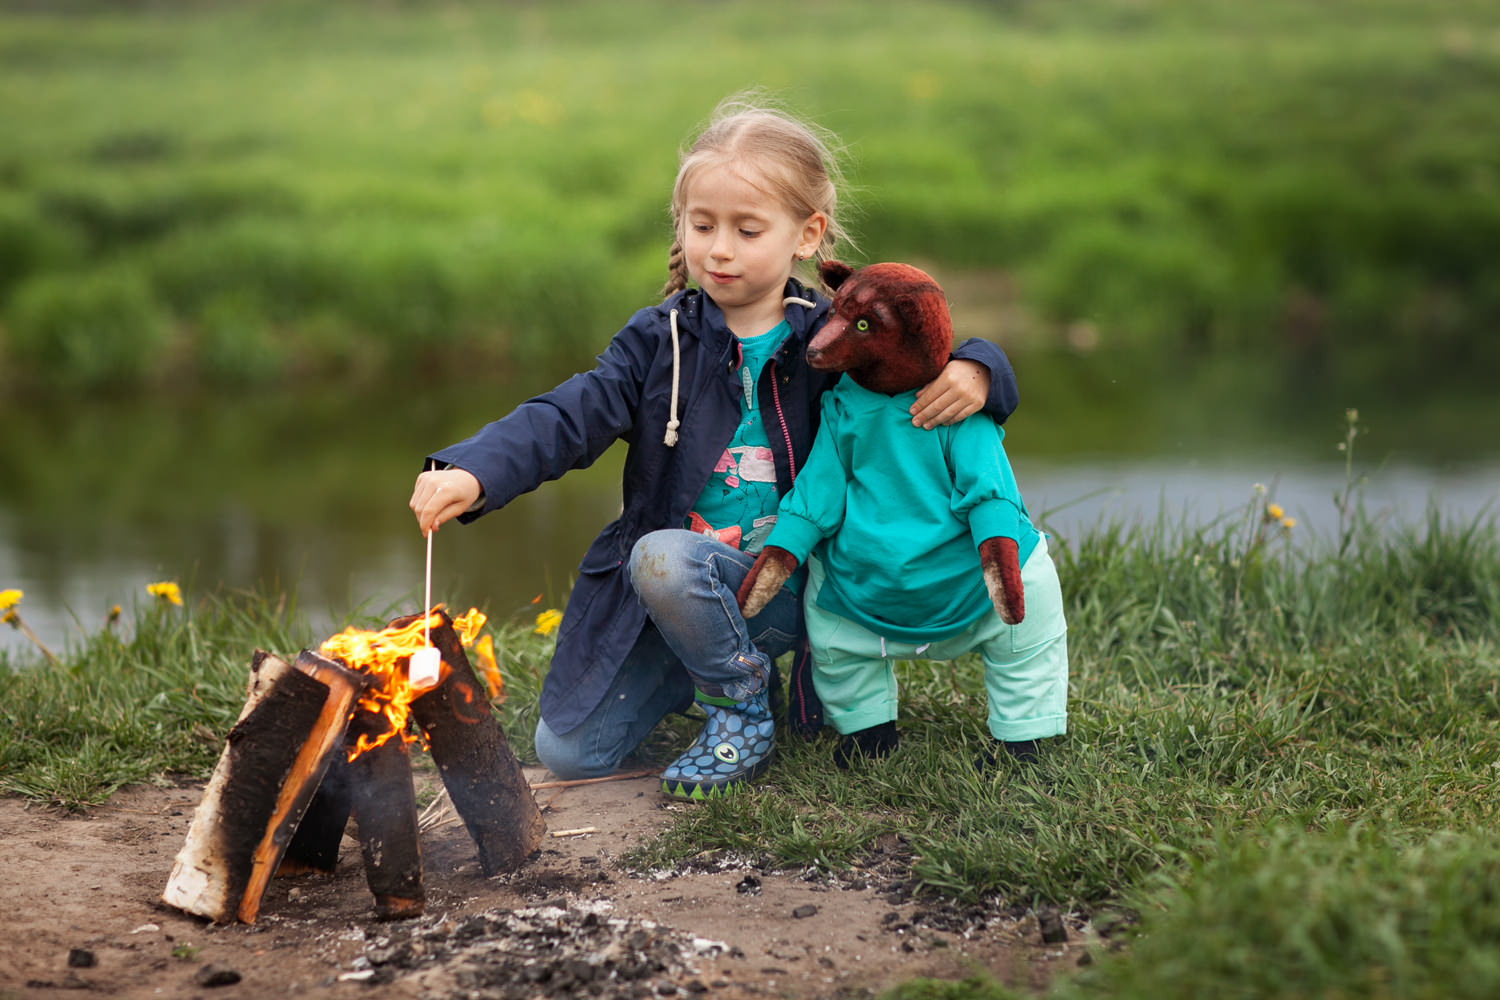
xmin=409 ymin=96 xmax=1020 ymax=800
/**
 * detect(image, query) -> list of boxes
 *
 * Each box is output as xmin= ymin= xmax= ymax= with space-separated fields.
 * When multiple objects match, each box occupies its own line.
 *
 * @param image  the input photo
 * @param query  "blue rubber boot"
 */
xmin=661 ymin=688 xmax=775 ymax=800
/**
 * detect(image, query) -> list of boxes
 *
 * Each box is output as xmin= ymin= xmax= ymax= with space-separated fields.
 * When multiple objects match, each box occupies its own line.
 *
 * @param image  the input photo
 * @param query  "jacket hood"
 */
xmin=657 ymin=278 xmax=830 ymax=348
xmin=656 ymin=276 xmax=830 ymax=449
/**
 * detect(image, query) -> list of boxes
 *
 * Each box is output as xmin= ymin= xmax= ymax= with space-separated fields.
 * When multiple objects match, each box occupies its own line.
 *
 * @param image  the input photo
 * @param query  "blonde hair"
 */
xmin=662 ymin=95 xmax=849 ymax=299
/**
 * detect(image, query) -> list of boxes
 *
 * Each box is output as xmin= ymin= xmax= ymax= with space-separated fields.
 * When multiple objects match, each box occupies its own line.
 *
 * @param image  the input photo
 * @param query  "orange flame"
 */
xmin=319 ymin=606 xmax=487 ymax=759
xmin=472 ymin=634 xmax=506 ymax=704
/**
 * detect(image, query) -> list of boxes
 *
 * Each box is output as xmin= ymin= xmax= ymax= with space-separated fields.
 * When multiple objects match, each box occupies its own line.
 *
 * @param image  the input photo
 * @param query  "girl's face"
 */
xmin=681 ymin=162 xmax=826 ymax=337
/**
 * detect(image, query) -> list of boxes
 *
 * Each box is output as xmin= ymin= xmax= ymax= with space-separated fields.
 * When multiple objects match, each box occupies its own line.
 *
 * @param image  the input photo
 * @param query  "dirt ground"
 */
xmin=1 ymin=762 xmax=1094 ymax=999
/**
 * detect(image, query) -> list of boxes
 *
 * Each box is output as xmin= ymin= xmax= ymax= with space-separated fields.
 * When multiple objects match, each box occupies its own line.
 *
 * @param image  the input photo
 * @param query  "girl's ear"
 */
xmin=797 ymin=211 xmax=828 ymax=260
xmin=819 ymin=260 xmax=854 ymax=290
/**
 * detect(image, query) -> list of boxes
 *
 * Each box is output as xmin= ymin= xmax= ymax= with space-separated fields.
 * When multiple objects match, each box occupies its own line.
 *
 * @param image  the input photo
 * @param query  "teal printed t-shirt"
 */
xmin=687 ymin=322 xmax=789 ymax=560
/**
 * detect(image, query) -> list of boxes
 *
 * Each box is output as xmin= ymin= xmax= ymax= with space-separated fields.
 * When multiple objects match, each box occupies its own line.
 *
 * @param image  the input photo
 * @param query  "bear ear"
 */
xmin=819 ymin=260 xmax=854 ymax=291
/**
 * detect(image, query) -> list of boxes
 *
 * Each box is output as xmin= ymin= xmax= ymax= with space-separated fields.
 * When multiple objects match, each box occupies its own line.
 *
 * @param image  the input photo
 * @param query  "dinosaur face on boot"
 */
xmin=806 ymin=260 xmax=955 ymax=395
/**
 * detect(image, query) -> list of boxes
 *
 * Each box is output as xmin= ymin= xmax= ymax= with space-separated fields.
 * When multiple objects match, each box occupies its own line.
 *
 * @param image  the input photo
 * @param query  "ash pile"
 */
xmin=347 ymin=900 xmax=732 ymax=999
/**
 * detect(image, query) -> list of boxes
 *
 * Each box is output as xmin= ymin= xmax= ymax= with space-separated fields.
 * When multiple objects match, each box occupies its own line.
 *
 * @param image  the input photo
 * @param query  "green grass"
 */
xmin=2 ymin=0 xmax=1498 ymax=390
xmin=0 ymin=588 xmax=311 ymax=806
xmin=0 ymin=587 xmax=559 ymax=808
xmin=3 ymin=441 xmax=1498 ymax=996
xmin=883 ymin=827 xmax=1500 ymax=1000
xmin=625 ymin=482 xmax=1500 ymax=906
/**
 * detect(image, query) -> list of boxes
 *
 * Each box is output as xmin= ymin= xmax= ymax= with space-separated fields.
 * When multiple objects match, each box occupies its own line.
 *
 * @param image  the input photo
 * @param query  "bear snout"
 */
xmin=805 ymin=317 xmax=851 ymax=371
xmin=805 ymin=342 xmax=837 ymax=371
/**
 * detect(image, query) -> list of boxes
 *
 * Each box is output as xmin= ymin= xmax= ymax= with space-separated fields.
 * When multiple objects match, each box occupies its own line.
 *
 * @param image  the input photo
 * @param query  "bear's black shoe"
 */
xmin=976 ymin=737 xmax=1041 ymax=771
xmin=834 ymin=721 xmax=900 ymax=769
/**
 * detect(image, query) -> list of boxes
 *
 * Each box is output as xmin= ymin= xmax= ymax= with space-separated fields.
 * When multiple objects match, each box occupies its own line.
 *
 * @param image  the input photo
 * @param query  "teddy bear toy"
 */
xmin=736 ymin=260 xmax=1068 ymax=768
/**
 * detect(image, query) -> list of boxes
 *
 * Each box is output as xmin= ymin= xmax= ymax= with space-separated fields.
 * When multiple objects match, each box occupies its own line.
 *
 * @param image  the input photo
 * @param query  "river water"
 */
xmin=3 ymin=353 xmax=1496 ymax=660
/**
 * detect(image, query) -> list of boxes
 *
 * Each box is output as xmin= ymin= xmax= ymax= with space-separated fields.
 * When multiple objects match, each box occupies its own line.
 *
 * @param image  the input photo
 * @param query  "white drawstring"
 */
xmin=664 ymin=309 xmax=681 ymax=447
xmin=663 ymin=295 xmax=818 ymax=447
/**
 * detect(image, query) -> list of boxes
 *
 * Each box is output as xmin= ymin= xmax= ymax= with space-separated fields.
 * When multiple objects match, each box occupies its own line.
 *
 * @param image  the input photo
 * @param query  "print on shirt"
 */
xmin=688 ymin=445 xmax=780 ymax=552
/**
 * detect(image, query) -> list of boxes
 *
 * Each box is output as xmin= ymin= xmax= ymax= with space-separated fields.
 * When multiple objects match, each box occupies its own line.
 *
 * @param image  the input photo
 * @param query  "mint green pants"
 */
xmin=803 ymin=536 xmax=1068 ymax=742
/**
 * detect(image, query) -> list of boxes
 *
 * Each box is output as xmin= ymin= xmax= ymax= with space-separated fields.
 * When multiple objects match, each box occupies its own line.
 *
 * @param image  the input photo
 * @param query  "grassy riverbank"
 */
xmin=2 ymin=0 xmax=1498 ymax=390
xmin=4 ymin=469 xmax=1498 ymax=995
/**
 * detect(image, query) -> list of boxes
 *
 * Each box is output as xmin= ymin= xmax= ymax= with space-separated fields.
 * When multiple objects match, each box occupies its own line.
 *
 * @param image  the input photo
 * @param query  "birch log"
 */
xmin=161 ymin=649 xmax=366 ymax=923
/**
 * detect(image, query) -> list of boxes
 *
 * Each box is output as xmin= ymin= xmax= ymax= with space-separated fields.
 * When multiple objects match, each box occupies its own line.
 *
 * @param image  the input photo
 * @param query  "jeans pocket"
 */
xmin=750 ymin=625 xmax=795 ymax=658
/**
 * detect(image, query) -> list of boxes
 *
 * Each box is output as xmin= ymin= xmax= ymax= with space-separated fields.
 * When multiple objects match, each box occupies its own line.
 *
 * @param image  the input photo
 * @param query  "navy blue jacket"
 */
xmin=430 ymin=278 xmax=1019 ymax=736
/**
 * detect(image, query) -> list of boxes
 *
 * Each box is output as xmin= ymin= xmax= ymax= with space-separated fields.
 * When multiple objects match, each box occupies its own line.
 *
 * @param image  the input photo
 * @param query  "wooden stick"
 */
xmin=528 ymin=768 xmax=660 ymax=790
xmin=550 ymin=826 xmax=597 ymax=838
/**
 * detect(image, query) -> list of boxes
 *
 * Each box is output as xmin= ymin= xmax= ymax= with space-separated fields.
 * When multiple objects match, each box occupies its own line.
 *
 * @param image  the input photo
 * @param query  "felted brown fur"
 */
xmin=806 ymin=261 xmax=954 ymax=394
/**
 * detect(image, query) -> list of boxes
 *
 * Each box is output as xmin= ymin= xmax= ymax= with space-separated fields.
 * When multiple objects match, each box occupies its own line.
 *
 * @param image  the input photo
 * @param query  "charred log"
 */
xmin=345 ymin=706 xmax=424 ymax=919
xmin=403 ymin=611 xmax=546 ymax=876
xmin=279 ymin=755 xmax=352 ymax=875
xmin=162 ymin=649 xmax=367 ymax=923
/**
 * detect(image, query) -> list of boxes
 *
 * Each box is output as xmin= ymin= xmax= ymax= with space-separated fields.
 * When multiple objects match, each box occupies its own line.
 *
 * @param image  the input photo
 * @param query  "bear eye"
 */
xmin=855 ymin=319 xmax=870 ymax=332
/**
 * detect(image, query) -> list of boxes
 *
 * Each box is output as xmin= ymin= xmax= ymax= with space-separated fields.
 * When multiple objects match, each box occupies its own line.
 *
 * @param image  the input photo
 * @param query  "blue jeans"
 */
xmin=533 ymin=529 xmax=800 ymax=779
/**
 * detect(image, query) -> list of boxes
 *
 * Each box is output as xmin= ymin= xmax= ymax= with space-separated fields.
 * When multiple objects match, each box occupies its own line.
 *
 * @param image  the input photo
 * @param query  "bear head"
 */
xmin=806 ymin=260 xmax=954 ymax=395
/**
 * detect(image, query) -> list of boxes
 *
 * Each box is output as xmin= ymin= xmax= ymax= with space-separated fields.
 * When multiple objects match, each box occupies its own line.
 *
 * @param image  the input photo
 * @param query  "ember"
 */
xmin=162 ymin=609 xmax=544 ymax=925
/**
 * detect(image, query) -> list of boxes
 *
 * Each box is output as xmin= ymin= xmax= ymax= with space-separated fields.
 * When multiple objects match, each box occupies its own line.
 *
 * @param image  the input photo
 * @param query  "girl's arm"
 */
xmin=415 ymin=312 xmax=657 ymax=531
xmin=909 ymin=338 xmax=1019 ymax=429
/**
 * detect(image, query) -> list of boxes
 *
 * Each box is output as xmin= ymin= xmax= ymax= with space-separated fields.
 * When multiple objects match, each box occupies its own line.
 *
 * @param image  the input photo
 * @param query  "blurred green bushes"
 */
xmin=1 ymin=0 xmax=1497 ymax=390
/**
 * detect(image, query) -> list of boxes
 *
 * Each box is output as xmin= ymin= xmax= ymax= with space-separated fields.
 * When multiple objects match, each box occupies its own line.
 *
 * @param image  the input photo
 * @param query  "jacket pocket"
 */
xmin=576 ymin=520 xmax=627 ymax=574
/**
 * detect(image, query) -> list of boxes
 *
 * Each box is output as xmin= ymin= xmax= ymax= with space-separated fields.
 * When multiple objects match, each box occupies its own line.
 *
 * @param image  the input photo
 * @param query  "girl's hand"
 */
xmin=410 ymin=468 xmax=482 ymax=535
xmin=910 ymin=359 xmax=990 ymax=428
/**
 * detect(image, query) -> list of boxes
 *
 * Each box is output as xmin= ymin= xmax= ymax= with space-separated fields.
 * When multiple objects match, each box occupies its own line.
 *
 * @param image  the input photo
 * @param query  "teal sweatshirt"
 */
xmin=763 ymin=378 xmax=1039 ymax=643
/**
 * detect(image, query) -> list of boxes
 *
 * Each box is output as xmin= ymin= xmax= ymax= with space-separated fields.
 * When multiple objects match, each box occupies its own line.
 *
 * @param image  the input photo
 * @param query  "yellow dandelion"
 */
xmin=0 ymin=588 xmax=58 ymax=663
xmin=147 ymin=581 xmax=183 ymax=606
xmin=473 ymin=633 xmax=505 ymax=704
xmin=533 ymin=608 xmax=562 ymax=637
xmin=904 ymin=70 xmax=941 ymax=102
xmin=1265 ymin=503 xmax=1285 ymax=521
xmin=1281 ymin=517 xmax=1297 ymax=530
xmin=514 ymin=89 xmax=562 ymax=127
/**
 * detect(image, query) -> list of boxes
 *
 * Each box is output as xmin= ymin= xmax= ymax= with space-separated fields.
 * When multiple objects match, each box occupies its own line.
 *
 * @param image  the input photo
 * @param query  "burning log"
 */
xmin=345 ymin=704 xmax=425 ymax=919
xmin=280 ymin=760 xmax=351 ymax=875
xmin=163 ymin=606 xmax=543 ymax=925
xmin=403 ymin=610 xmax=546 ymax=876
xmin=162 ymin=649 xmax=369 ymax=924
xmin=275 ymin=695 xmax=427 ymax=920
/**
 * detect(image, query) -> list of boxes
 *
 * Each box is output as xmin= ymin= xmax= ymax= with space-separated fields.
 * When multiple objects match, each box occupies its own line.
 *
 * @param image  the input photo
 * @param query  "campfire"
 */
xmin=161 ymin=608 xmax=545 ymax=924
